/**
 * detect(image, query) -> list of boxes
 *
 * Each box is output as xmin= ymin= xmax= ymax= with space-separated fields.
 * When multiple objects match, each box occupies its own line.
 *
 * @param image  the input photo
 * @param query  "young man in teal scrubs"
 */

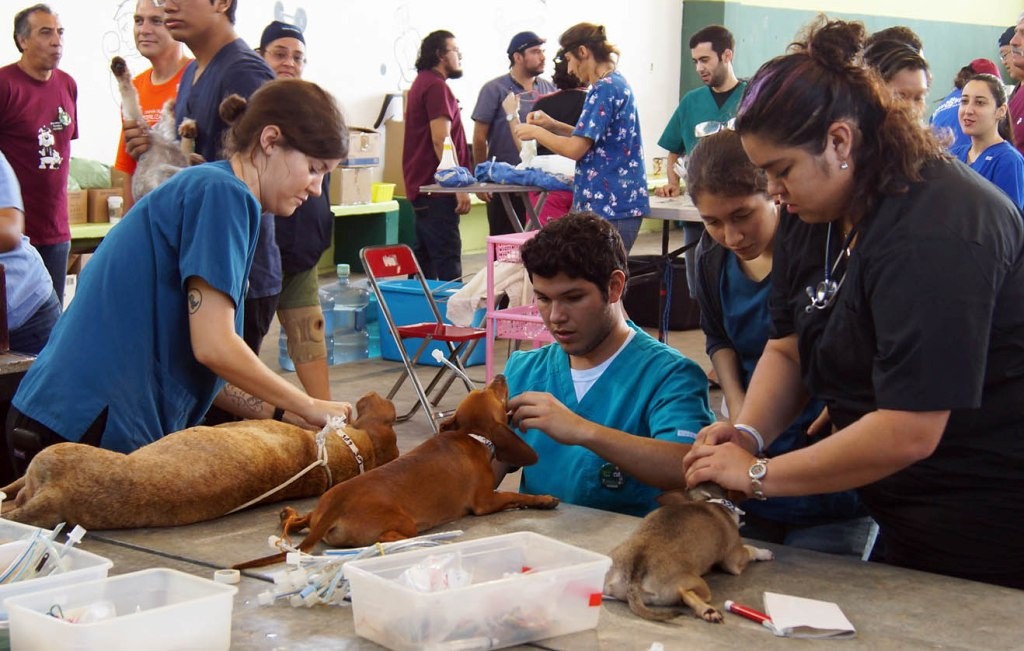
xmin=655 ymin=25 xmax=746 ymax=296
xmin=498 ymin=212 xmax=714 ymax=516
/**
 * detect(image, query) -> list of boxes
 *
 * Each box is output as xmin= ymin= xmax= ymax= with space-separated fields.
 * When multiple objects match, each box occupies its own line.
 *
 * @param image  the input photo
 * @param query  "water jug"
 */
xmin=326 ymin=264 xmax=369 ymax=365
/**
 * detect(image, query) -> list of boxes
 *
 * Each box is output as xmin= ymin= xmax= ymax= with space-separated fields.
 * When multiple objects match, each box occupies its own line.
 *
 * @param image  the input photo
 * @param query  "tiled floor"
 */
xmin=258 ymin=227 xmax=717 ymax=484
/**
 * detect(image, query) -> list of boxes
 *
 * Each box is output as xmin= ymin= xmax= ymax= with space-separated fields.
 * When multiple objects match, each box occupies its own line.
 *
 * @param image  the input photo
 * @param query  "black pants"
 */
xmin=412 ymin=195 xmax=462 ymax=281
xmin=5 ymin=405 xmax=107 ymax=478
xmin=486 ymin=194 xmax=527 ymax=236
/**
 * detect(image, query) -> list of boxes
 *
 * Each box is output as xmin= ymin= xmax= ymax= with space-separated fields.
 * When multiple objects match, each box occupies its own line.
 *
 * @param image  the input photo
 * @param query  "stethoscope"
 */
xmin=805 ymin=221 xmax=858 ymax=313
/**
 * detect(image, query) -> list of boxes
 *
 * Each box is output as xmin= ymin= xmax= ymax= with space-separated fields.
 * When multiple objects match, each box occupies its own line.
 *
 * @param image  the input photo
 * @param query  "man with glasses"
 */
xmin=255 ymin=19 xmax=334 ymax=401
xmin=114 ymin=0 xmax=190 ymax=209
xmin=654 ymin=24 xmax=746 ymax=301
xmin=403 ymin=30 xmax=471 ymax=280
xmin=471 ymin=31 xmax=555 ymax=235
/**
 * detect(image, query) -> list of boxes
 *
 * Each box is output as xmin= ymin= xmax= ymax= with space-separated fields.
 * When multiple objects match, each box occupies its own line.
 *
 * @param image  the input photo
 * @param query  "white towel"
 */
xmin=447 ymin=263 xmax=530 ymax=327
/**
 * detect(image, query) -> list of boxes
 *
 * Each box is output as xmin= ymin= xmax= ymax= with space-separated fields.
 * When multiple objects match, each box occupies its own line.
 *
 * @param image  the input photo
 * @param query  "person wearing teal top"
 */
xmin=499 ymin=213 xmax=714 ymax=516
xmin=655 ymin=25 xmax=747 ymax=297
xmin=8 ymin=79 xmax=352 ymax=470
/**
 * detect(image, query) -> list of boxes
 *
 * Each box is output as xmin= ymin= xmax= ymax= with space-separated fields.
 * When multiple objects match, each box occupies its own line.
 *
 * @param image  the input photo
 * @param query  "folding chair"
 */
xmin=360 ymin=244 xmax=486 ymax=434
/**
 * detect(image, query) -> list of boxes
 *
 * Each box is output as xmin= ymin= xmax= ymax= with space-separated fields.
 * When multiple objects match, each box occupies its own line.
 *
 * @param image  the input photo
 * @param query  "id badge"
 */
xmin=599 ymin=463 xmax=625 ymax=489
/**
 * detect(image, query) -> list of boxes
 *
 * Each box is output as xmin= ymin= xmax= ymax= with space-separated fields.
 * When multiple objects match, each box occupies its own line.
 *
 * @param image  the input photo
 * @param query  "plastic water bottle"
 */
xmin=277 ymin=331 xmax=295 ymax=372
xmin=437 ymin=135 xmax=458 ymax=170
xmin=327 ymin=264 xmax=369 ymax=365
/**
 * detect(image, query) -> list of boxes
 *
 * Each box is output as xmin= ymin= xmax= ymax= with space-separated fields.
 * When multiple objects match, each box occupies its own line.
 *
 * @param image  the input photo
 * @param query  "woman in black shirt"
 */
xmin=683 ymin=16 xmax=1024 ymax=588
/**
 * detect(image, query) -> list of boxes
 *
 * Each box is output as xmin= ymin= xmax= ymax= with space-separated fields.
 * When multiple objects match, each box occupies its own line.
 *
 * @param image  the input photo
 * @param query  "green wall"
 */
xmin=679 ymin=1 xmax=1011 ymax=119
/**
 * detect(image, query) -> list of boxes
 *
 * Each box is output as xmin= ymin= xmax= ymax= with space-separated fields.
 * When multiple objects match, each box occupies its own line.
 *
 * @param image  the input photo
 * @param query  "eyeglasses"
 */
xmin=266 ymin=48 xmax=306 ymax=67
xmin=694 ymin=118 xmax=736 ymax=139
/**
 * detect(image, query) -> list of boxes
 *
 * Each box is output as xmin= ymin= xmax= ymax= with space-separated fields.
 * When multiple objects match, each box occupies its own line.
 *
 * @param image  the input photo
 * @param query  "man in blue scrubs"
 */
xmin=499 ymin=212 xmax=714 ymax=516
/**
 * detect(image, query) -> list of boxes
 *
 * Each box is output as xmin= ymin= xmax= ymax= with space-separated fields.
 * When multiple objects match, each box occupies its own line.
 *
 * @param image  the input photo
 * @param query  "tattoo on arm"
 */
xmin=224 ymin=384 xmax=264 ymax=416
xmin=187 ymin=288 xmax=202 ymax=314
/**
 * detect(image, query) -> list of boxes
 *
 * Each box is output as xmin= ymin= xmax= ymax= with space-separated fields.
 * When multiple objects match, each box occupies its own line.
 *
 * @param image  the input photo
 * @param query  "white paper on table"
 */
xmin=763 ymin=591 xmax=856 ymax=639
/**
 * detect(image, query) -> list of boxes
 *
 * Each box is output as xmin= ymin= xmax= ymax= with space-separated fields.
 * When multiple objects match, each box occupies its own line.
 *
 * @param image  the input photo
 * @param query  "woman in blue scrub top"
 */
xmin=952 ymin=73 xmax=1024 ymax=212
xmin=8 ymin=79 xmax=352 ymax=470
xmin=688 ymin=130 xmax=870 ymax=556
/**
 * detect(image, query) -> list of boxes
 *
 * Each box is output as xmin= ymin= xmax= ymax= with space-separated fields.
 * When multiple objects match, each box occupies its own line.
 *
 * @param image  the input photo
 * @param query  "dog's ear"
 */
xmin=438 ymin=415 xmax=458 ymax=432
xmin=656 ymin=489 xmax=691 ymax=506
xmin=488 ymin=423 xmax=539 ymax=467
xmin=219 ymin=94 xmax=247 ymax=124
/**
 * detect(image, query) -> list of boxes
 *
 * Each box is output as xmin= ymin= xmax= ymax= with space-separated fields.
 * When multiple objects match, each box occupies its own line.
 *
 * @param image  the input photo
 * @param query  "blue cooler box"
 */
xmin=373 ymin=279 xmax=485 ymax=367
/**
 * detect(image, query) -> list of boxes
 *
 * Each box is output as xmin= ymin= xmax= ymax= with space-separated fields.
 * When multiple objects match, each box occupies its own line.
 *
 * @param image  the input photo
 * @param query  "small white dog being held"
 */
xmin=111 ymin=56 xmax=200 ymax=200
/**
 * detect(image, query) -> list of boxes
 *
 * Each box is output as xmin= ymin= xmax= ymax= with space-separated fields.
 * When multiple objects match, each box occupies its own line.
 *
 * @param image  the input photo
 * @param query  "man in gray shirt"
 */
xmin=471 ymin=31 xmax=555 ymax=235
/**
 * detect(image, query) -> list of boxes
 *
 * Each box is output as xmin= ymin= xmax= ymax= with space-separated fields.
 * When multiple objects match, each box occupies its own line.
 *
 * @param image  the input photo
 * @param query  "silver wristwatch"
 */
xmin=749 ymin=458 xmax=769 ymax=501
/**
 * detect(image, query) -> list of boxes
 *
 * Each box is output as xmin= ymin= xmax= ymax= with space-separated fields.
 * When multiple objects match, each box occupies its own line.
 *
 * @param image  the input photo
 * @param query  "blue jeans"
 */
xmin=10 ymin=290 xmax=60 ymax=354
xmin=34 ymin=240 xmax=70 ymax=305
xmin=681 ymin=223 xmax=704 ymax=297
xmin=412 ymin=195 xmax=462 ymax=281
xmin=741 ymin=513 xmax=877 ymax=557
xmin=611 ymin=217 xmax=644 ymax=253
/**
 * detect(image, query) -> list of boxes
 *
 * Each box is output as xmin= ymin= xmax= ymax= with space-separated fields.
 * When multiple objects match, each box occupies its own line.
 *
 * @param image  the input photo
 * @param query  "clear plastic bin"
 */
xmin=0 ymin=537 xmax=112 ymax=622
xmin=344 ymin=532 xmax=611 ymax=651
xmin=5 ymin=568 xmax=236 ymax=651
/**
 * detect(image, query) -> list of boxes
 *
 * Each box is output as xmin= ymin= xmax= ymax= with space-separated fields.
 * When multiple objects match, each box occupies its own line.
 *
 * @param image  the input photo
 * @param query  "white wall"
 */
xmin=1 ymin=0 xmax=683 ymax=170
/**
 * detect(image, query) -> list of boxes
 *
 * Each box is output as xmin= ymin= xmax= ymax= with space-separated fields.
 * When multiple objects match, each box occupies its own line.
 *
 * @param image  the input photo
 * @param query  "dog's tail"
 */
xmin=0 ymin=476 xmax=26 ymax=504
xmin=233 ymin=551 xmax=288 ymax=571
xmin=626 ymin=582 xmax=682 ymax=622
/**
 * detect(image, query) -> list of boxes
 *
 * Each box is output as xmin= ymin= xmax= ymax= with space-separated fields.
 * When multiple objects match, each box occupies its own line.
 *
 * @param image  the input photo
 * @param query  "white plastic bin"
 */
xmin=5 ymin=568 xmax=236 ymax=650
xmin=0 ymin=539 xmax=112 ymax=622
xmin=344 ymin=532 xmax=611 ymax=651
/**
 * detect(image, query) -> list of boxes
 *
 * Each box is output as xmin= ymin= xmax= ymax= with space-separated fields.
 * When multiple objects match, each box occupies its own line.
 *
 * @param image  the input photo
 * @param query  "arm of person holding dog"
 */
xmin=685 ymin=408 xmax=947 ymax=498
xmin=683 ymin=333 xmax=948 ymax=496
xmin=505 ymin=391 xmax=693 ymax=489
xmin=186 ymin=276 xmax=352 ymax=427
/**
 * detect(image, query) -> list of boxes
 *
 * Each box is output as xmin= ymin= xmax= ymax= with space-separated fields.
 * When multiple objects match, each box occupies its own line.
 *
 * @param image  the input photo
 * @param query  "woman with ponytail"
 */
xmin=684 ymin=16 xmax=1024 ymax=588
xmin=9 ymin=79 xmax=353 ymax=465
xmin=513 ymin=23 xmax=649 ymax=251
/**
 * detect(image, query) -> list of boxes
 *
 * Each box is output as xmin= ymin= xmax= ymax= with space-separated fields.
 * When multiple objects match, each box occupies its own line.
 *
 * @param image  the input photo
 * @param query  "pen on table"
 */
xmin=724 ymin=600 xmax=773 ymax=629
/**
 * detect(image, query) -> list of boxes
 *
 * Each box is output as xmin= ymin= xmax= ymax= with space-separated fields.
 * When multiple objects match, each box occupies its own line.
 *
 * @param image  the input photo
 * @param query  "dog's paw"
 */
xmin=700 ymin=606 xmax=724 ymax=623
xmin=746 ymin=544 xmax=774 ymax=562
xmin=539 ymin=495 xmax=560 ymax=509
xmin=178 ymin=119 xmax=197 ymax=140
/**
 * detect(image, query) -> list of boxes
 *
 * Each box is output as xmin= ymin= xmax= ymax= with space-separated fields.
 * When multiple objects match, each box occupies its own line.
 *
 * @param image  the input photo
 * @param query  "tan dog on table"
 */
xmin=235 ymin=375 xmax=559 ymax=569
xmin=604 ymin=483 xmax=774 ymax=622
xmin=0 ymin=393 xmax=399 ymax=530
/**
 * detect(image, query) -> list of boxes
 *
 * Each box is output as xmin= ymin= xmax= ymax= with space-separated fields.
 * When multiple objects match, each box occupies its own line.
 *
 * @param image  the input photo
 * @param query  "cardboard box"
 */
xmin=341 ymin=127 xmax=381 ymax=167
xmin=87 ymin=188 xmax=125 ymax=223
xmin=67 ymin=189 xmax=88 ymax=224
xmin=329 ymin=167 xmax=372 ymax=205
xmin=382 ymin=119 xmax=406 ymax=197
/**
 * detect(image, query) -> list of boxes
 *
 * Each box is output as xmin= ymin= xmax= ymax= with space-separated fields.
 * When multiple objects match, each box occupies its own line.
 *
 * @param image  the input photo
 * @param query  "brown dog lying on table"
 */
xmin=604 ymin=483 xmax=773 ymax=622
xmin=235 ymin=375 xmax=559 ymax=569
xmin=0 ymin=393 xmax=399 ymax=530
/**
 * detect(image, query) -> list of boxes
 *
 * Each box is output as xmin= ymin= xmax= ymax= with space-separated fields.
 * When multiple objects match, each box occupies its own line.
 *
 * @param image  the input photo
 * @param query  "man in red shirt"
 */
xmin=0 ymin=4 xmax=77 ymax=304
xmin=403 ymin=30 xmax=471 ymax=280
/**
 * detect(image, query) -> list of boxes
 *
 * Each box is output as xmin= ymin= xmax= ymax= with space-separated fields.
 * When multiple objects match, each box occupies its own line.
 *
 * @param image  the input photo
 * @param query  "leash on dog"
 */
xmin=226 ymin=415 xmax=357 ymax=516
